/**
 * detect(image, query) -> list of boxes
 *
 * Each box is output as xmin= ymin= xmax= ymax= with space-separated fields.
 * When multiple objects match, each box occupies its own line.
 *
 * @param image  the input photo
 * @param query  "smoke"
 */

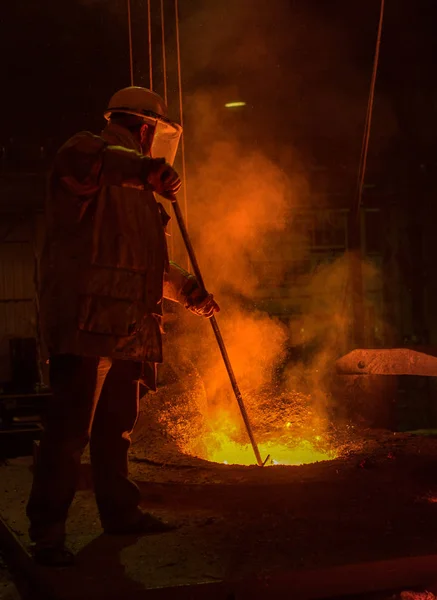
xmin=177 ymin=0 xmax=398 ymax=162
xmin=168 ymin=89 xmax=296 ymax=434
xmin=161 ymin=87 xmax=342 ymax=456
xmin=285 ymin=255 xmax=383 ymax=415
xmin=153 ymin=1 xmax=392 ymax=460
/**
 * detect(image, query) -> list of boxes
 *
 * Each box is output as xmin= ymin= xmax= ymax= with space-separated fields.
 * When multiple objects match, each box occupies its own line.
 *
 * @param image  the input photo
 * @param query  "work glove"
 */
xmin=182 ymin=277 xmax=220 ymax=319
xmin=145 ymin=158 xmax=182 ymax=197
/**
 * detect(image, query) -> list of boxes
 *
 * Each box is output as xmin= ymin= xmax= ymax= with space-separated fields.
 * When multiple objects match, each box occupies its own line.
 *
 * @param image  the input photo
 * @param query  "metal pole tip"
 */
xmin=261 ymin=454 xmax=271 ymax=467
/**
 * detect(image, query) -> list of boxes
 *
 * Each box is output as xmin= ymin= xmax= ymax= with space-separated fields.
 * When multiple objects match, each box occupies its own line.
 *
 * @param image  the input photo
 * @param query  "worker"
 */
xmin=26 ymin=87 xmax=219 ymax=567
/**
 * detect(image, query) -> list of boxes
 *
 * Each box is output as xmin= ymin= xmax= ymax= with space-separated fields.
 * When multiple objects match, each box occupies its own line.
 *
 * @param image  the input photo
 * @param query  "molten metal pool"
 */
xmin=196 ymin=426 xmax=336 ymax=466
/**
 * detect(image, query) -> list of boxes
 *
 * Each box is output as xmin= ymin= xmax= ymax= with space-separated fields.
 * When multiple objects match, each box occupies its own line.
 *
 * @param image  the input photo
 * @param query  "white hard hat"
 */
xmin=104 ymin=86 xmax=168 ymax=121
xmin=104 ymin=86 xmax=182 ymax=165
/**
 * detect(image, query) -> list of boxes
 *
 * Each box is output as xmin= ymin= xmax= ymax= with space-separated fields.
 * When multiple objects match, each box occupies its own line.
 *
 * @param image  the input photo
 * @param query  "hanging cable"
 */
xmin=160 ymin=0 xmax=168 ymax=105
xmin=174 ymin=0 xmax=189 ymax=270
xmin=127 ymin=0 xmax=134 ymax=86
xmin=160 ymin=0 xmax=174 ymax=256
xmin=147 ymin=0 xmax=153 ymax=90
xmin=340 ymin=0 xmax=385 ymax=348
xmin=353 ymin=0 xmax=385 ymax=218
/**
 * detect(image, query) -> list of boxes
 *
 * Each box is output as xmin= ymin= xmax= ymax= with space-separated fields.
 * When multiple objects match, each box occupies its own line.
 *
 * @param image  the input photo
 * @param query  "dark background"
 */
xmin=1 ymin=0 xmax=436 ymax=172
xmin=1 ymin=0 xmax=437 ymax=381
xmin=2 ymin=0 xmax=437 ymax=337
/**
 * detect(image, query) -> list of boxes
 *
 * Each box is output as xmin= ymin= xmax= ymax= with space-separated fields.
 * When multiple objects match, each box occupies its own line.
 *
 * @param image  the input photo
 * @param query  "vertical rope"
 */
xmin=174 ymin=0 xmax=189 ymax=270
xmin=160 ymin=0 xmax=168 ymax=105
xmin=127 ymin=0 xmax=134 ymax=86
xmin=341 ymin=0 xmax=385 ymax=348
xmin=354 ymin=0 xmax=385 ymax=217
xmin=160 ymin=0 xmax=174 ymax=258
xmin=147 ymin=0 xmax=153 ymax=90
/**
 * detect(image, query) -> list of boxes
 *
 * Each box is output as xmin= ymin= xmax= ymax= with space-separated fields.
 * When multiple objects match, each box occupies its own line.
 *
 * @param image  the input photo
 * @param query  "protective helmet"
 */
xmin=104 ymin=86 xmax=182 ymax=165
xmin=104 ymin=86 xmax=168 ymax=122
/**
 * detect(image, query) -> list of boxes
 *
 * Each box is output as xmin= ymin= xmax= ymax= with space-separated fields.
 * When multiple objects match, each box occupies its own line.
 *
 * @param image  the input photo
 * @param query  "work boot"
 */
xmin=31 ymin=544 xmax=75 ymax=567
xmin=104 ymin=512 xmax=176 ymax=536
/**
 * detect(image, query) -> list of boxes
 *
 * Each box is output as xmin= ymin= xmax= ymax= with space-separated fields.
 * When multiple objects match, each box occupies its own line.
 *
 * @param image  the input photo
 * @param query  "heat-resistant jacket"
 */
xmin=39 ymin=122 xmax=192 ymax=366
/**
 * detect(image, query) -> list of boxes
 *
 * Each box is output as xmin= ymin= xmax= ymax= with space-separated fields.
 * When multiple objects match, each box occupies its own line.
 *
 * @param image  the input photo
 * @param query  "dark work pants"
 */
xmin=27 ymin=355 xmax=142 ymax=547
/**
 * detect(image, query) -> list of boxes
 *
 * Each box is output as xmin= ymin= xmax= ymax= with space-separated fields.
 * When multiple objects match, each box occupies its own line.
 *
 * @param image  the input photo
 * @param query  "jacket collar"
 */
xmin=101 ymin=122 xmax=142 ymax=153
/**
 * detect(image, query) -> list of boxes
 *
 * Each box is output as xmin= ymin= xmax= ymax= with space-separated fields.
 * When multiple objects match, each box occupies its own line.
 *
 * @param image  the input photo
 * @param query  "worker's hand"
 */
xmin=182 ymin=277 xmax=220 ymax=318
xmin=146 ymin=158 xmax=181 ymax=197
xmin=187 ymin=288 xmax=220 ymax=318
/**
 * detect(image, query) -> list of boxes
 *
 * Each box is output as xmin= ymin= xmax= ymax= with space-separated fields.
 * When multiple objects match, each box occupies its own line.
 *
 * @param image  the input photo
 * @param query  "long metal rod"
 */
xmin=167 ymin=194 xmax=265 ymax=467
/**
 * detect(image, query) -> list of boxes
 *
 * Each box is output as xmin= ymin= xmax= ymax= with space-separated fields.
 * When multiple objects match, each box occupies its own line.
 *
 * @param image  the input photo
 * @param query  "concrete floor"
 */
xmin=2 ymin=431 xmax=437 ymax=598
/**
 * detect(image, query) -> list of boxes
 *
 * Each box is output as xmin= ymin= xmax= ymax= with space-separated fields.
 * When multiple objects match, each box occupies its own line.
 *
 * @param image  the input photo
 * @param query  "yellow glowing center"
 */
xmin=201 ymin=431 xmax=335 ymax=466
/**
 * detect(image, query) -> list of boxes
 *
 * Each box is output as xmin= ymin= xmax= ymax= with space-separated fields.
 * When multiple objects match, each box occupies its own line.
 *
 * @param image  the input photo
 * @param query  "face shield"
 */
xmin=145 ymin=117 xmax=182 ymax=166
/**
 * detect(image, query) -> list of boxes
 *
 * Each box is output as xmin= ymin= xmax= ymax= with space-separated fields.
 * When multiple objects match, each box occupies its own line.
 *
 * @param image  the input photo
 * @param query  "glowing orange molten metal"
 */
xmin=204 ymin=433 xmax=334 ymax=466
xmin=190 ymin=406 xmax=336 ymax=467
